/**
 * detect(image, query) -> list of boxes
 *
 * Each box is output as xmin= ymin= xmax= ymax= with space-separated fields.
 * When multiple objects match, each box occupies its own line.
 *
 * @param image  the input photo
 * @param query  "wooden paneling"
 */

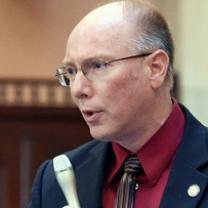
xmin=0 ymin=106 xmax=90 ymax=208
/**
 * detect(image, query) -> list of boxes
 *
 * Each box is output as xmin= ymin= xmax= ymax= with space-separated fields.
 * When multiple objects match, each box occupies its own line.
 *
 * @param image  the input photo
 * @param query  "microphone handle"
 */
xmin=53 ymin=154 xmax=81 ymax=208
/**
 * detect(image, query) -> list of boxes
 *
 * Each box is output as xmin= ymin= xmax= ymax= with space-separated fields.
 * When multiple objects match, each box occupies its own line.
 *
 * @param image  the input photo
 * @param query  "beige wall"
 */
xmin=0 ymin=0 xmax=99 ymax=78
xmin=177 ymin=0 xmax=208 ymax=125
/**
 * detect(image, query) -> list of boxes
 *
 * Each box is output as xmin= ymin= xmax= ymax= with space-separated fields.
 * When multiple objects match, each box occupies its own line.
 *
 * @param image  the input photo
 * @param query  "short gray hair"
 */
xmin=122 ymin=0 xmax=174 ymax=89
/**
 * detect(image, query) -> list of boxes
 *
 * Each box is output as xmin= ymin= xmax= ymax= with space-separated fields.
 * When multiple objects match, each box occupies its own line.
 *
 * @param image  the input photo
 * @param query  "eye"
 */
xmin=90 ymin=60 xmax=106 ymax=70
xmin=67 ymin=66 xmax=77 ymax=76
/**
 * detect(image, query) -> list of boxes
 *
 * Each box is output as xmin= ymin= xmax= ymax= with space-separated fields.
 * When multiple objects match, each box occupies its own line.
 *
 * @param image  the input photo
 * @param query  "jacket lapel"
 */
xmin=160 ymin=106 xmax=208 ymax=208
xmin=71 ymin=142 xmax=111 ymax=208
xmin=160 ymin=158 xmax=208 ymax=208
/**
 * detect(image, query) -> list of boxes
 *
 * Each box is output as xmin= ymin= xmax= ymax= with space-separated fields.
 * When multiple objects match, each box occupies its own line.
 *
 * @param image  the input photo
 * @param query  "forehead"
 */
xmin=64 ymin=4 xmax=134 ymax=62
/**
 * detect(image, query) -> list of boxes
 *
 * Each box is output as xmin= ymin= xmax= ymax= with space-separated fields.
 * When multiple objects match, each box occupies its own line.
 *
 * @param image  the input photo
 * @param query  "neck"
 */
xmin=117 ymin=94 xmax=173 ymax=153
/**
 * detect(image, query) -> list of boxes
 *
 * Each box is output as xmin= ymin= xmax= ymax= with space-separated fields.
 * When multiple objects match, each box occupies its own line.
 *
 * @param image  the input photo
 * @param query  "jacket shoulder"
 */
xmin=64 ymin=140 xmax=109 ymax=165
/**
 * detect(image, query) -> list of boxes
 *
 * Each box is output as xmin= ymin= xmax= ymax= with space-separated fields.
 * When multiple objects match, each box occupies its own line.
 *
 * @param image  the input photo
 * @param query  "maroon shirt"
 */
xmin=102 ymin=102 xmax=185 ymax=207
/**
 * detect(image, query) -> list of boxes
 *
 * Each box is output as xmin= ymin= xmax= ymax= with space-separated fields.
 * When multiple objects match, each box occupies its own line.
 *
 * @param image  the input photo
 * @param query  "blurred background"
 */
xmin=0 ymin=0 xmax=207 ymax=207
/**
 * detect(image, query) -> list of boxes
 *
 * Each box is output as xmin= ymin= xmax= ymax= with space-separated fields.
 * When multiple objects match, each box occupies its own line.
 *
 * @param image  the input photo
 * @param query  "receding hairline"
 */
xmin=81 ymin=0 xmax=165 ymax=43
xmin=90 ymin=0 xmax=160 ymax=21
xmin=69 ymin=0 xmax=160 ymax=44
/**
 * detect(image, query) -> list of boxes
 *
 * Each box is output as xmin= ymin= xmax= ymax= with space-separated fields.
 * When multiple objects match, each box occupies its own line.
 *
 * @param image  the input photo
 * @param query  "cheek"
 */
xmin=98 ymin=73 xmax=144 ymax=111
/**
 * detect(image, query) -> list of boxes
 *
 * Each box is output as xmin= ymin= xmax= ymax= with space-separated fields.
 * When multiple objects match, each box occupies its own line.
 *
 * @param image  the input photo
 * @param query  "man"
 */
xmin=28 ymin=0 xmax=208 ymax=207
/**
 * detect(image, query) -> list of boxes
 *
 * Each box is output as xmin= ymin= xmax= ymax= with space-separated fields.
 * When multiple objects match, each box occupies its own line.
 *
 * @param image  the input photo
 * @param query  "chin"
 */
xmin=90 ymin=132 xmax=112 ymax=142
xmin=89 ymin=126 xmax=118 ymax=142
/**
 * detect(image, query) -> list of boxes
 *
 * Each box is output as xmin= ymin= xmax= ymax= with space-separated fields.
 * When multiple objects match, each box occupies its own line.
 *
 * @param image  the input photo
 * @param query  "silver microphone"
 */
xmin=53 ymin=154 xmax=81 ymax=208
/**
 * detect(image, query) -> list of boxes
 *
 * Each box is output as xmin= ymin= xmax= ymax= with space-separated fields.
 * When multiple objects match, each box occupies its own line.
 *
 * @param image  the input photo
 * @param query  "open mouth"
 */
xmin=85 ymin=111 xmax=93 ymax=116
xmin=82 ymin=110 xmax=102 ymax=123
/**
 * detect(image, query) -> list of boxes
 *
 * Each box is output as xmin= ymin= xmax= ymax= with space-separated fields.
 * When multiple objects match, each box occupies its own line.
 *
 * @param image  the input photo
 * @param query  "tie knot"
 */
xmin=124 ymin=156 xmax=142 ymax=174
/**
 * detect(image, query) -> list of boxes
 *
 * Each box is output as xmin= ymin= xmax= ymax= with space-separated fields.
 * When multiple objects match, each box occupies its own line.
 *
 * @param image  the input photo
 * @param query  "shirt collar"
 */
xmin=108 ymin=101 xmax=185 ymax=186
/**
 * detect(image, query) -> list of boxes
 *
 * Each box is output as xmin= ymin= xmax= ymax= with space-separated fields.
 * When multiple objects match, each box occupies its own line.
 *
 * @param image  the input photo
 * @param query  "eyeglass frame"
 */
xmin=55 ymin=52 xmax=153 ymax=87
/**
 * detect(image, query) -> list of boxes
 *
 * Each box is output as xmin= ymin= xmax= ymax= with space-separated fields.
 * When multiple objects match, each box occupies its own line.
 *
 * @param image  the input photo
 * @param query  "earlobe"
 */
xmin=148 ymin=50 xmax=169 ymax=89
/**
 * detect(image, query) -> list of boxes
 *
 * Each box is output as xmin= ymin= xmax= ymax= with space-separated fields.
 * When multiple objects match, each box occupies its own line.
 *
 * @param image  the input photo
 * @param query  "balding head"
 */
xmin=66 ymin=2 xmax=133 ymax=62
xmin=65 ymin=0 xmax=174 ymax=88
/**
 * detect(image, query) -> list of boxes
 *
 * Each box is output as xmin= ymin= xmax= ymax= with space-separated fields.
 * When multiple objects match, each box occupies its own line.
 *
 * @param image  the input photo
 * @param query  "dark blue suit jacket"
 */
xmin=28 ymin=106 xmax=208 ymax=208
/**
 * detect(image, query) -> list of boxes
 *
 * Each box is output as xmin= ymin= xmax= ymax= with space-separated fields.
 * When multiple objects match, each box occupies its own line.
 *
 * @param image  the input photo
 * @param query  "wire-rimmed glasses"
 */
xmin=55 ymin=52 xmax=152 ymax=87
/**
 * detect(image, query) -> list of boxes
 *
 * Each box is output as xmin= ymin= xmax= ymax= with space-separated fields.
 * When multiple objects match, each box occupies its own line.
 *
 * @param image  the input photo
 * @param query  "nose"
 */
xmin=70 ymin=71 xmax=93 ymax=100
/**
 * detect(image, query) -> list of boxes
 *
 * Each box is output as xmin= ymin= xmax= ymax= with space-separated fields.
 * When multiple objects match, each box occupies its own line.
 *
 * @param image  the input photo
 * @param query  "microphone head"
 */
xmin=53 ymin=154 xmax=72 ymax=172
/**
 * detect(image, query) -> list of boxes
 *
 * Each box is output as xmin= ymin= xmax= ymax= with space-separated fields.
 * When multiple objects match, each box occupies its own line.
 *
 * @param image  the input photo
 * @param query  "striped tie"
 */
xmin=115 ymin=156 xmax=143 ymax=208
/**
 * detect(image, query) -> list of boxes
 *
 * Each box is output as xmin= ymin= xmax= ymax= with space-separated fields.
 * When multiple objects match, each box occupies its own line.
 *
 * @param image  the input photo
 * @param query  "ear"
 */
xmin=146 ymin=49 xmax=169 ymax=89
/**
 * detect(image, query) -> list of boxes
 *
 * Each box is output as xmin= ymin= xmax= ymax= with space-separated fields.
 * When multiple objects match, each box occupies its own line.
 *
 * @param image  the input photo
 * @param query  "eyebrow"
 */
xmin=62 ymin=54 xmax=115 ymax=66
xmin=62 ymin=61 xmax=75 ymax=67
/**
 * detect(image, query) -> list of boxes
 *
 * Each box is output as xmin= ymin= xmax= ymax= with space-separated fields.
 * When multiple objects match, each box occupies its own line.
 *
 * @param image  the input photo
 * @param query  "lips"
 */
xmin=81 ymin=109 xmax=102 ymax=123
